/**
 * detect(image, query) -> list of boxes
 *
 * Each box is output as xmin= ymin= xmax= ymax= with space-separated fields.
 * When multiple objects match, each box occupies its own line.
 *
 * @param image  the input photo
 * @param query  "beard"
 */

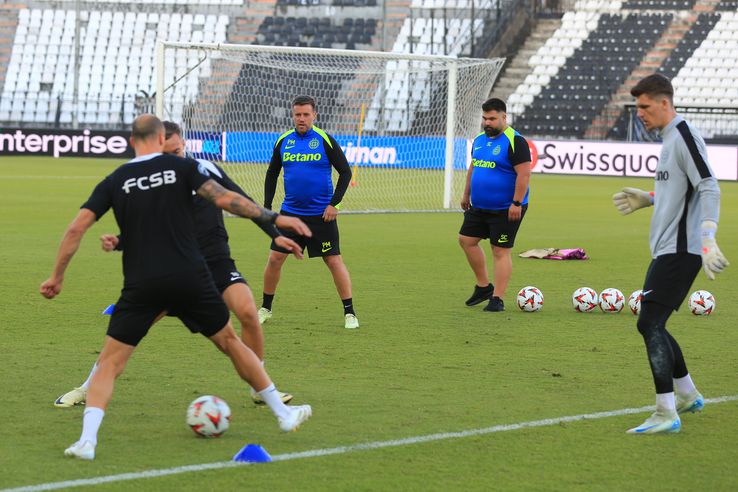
xmin=484 ymin=126 xmax=501 ymax=137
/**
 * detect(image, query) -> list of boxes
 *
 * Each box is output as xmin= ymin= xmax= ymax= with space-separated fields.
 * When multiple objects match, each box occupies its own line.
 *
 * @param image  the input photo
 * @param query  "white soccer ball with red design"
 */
xmin=599 ymin=288 xmax=625 ymax=313
xmin=688 ymin=290 xmax=715 ymax=316
xmin=186 ymin=395 xmax=231 ymax=437
xmin=572 ymin=287 xmax=598 ymax=313
xmin=517 ymin=286 xmax=544 ymax=312
xmin=628 ymin=290 xmax=643 ymax=315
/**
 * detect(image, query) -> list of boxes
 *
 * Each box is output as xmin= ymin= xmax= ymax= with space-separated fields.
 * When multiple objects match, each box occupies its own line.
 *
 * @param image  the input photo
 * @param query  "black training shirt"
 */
xmin=191 ymin=159 xmax=250 ymax=262
xmin=82 ymin=153 xmax=211 ymax=285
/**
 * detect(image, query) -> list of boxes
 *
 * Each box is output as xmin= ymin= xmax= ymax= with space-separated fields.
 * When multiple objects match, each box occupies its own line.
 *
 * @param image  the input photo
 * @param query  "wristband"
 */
xmin=254 ymin=208 xmax=279 ymax=228
xmin=511 ymin=200 xmax=522 ymax=207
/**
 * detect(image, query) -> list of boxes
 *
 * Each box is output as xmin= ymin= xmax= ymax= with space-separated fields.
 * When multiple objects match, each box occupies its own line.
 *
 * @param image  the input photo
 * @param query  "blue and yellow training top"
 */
xmin=264 ymin=126 xmax=352 ymax=216
xmin=470 ymin=126 xmax=531 ymax=210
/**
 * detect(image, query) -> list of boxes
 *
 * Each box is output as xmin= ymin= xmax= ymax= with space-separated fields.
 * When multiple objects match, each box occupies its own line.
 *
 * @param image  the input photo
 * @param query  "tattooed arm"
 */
xmin=196 ymin=179 xmax=312 ymax=238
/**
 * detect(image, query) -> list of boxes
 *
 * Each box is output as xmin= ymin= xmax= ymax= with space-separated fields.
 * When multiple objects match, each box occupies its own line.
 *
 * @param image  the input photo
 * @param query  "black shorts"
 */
xmin=641 ymin=253 xmax=702 ymax=311
xmin=206 ymin=257 xmax=248 ymax=294
xmin=107 ymin=268 xmax=230 ymax=346
xmin=271 ymin=210 xmax=341 ymax=258
xmin=459 ymin=206 xmax=528 ymax=248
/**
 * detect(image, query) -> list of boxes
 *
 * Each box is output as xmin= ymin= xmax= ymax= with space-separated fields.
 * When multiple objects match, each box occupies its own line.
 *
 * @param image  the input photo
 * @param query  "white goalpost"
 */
xmin=155 ymin=40 xmax=504 ymax=212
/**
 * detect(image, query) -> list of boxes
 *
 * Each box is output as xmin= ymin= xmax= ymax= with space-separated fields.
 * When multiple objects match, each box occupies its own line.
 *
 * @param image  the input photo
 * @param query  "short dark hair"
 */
xmin=163 ymin=121 xmax=182 ymax=140
xmin=630 ymin=73 xmax=674 ymax=101
xmin=292 ymin=95 xmax=317 ymax=110
xmin=131 ymin=114 xmax=164 ymax=141
xmin=482 ymin=98 xmax=506 ymax=113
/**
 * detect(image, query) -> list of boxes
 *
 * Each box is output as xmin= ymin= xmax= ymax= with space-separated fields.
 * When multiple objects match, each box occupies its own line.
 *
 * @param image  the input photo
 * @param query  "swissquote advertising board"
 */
xmin=5 ymin=127 xmax=736 ymax=181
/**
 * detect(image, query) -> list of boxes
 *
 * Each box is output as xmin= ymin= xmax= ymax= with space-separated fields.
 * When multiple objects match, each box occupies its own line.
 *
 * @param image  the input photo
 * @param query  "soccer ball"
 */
xmin=599 ymin=288 xmax=625 ymax=313
xmin=517 ymin=286 xmax=544 ymax=312
xmin=688 ymin=290 xmax=715 ymax=316
xmin=627 ymin=290 xmax=643 ymax=315
xmin=572 ymin=287 xmax=598 ymax=313
xmin=186 ymin=395 xmax=231 ymax=437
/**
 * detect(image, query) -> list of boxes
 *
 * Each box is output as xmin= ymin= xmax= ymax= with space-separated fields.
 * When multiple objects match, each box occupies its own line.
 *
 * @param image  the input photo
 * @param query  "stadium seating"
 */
xmin=276 ymin=0 xmax=378 ymax=5
xmin=716 ymin=0 xmax=738 ymax=10
xmin=667 ymin=10 xmax=738 ymax=138
xmin=2 ymin=0 xmax=737 ymax=142
xmin=621 ymin=0 xmax=696 ymax=9
xmin=219 ymin=60 xmax=352 ymax=132
xmin=46 ymin=0 xmax=243 ymax=4
xmin=515 ymin=11 xmax=673 ymax=138
xmin=360 ymin=0 xmax=496 ymax=132
xmin=658 ymin=13 xmax=721 ymax=81
xmin=0 ymin=8 xmax=228 ymax=126
xmin=256 ymin=16 xmax=376 ymax=49
xmin=506 ymin=8 xmax=608 ymax=118
xmin=609 ymin=12 xmax=721 ymax=140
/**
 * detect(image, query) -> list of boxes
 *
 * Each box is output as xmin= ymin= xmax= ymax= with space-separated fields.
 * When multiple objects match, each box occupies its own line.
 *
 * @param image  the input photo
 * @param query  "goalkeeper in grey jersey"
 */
xmin=612 ymin=74 xmax=729 ymax=435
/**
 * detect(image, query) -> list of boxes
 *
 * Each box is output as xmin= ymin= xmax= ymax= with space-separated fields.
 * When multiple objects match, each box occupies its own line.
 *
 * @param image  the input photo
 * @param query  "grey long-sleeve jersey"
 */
xmin=650 ymin=114 xmax=721 ymax=258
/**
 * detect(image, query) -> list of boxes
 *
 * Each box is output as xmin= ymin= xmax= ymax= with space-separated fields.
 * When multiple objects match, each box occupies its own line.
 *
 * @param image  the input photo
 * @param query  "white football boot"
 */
xmin=278 ymin=405 xmax=312 ymax=432
xmin=64 ymin=440 xmax=96 ymax=460
xmin=257 ymin=307 xmax=272 ymax=325
xmin=676 ymin=391 xmax=705 ymax=415
xmin=344 ymin=314 xmax=359 ymax=329
xmin=626 ymin=411 xmax=681 ymax=434
xmin=54 ymin=387 xmax=87 ymax=408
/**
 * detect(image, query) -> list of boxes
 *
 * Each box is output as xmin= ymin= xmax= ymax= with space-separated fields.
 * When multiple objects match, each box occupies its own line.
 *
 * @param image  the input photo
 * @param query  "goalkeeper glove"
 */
xmin=701 ymin=220 xmax=730 ymax=280
xmin=612 ymin=187 xmax=654 ymax=215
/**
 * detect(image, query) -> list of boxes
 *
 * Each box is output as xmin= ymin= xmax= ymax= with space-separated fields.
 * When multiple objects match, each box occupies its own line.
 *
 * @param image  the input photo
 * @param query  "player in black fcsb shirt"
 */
xmin=84 ymin=153 xmax=212 ymax=289
xmin=66 ymin=123 xmax=293 ymax=406
xmin=40 ymin=115 xmax=312 ymax=460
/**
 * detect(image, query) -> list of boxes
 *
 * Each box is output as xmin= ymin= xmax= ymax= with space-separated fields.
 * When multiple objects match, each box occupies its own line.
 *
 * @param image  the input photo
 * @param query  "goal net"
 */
xmin=156 ymin=41 xmax=504 ymax=212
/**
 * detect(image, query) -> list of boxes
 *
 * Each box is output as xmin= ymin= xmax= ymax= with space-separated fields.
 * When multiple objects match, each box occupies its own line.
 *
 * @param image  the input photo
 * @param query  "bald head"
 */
xmin=131 ymin=114 xmax=165 ymax=142
xmin=130 ymin=114 xmax=165 ymax=155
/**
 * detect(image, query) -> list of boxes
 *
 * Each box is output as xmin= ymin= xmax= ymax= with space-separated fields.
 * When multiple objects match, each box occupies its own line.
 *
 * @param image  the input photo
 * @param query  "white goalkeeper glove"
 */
xmin=612 ymin=187 xmax=654 ymax=215
xmin=701 ymin=220 xmax=729 ymax=280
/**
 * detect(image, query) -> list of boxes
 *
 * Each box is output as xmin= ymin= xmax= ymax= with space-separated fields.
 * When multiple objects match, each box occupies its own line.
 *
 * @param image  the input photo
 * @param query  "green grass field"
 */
xmin=1 ymin=156 xmax=737 ymax=491
xmin=224 ymin=161 xmax=470 ymax=212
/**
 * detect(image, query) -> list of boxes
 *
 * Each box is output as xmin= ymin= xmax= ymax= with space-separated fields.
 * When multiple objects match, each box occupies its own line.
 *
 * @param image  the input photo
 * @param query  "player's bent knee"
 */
xmin=208 ymin=323 xmax=239 ymax=351
xmin=636 ymin=315 xmax=659 ymax=337
xmin=235 ymin=309 xmax=259 ymax=330
xmin=323 ymin=254 xmax=343 ymax=266
xmin=267 ymin=254 xmax=288 ymax=268
xmin=458 ymin=235 xmax=478 ymax=248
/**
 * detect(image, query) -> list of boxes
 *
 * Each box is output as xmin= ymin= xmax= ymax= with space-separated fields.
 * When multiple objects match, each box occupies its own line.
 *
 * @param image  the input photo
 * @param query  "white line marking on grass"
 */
xmin=5 ymin=394 xmax=738 ymax=492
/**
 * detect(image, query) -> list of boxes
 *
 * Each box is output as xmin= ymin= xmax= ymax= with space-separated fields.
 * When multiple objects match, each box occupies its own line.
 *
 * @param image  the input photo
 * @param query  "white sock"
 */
xmin=258 ymin=384 xmax=291 ymax=420
xmin=674 ymin=374 xmax=697 ymax=396
xmin=80 ymin=407 xmax=105 ymax=445
xmin=655 ymin=392 xmax=676 ymax=414
xmin=80 ymin=362 xmax=98 ymax=391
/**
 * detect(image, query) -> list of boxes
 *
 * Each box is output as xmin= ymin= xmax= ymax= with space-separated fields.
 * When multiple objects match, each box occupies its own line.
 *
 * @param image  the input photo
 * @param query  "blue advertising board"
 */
xmin=185 ymin=131 xmax=224 ymax=161
xmin=222 ymin=131 xmax=469 ymax=170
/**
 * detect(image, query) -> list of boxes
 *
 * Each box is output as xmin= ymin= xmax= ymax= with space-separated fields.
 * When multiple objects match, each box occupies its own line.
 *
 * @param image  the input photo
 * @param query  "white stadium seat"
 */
xmin=4 ymin=7 xmax=229 ymax=126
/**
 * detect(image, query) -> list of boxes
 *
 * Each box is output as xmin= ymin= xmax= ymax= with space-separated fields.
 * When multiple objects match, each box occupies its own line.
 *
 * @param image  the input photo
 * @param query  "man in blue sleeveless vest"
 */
xmin=459 ymin=98 xmax=532 ymax=312
xmin=260 ymin=95 xmax=358 ymax=329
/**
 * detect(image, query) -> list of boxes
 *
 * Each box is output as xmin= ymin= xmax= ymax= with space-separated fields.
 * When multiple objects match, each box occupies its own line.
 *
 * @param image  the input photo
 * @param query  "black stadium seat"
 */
xmin=516 ymin=12 xmax=673 ymax=139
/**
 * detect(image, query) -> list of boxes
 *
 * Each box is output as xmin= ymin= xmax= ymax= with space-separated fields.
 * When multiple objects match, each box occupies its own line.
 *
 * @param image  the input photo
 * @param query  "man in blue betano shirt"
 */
xmin=459 ymin=98 xmax=532 ymax=312
xmin=260 ymin=96 xmax=358 ymax=329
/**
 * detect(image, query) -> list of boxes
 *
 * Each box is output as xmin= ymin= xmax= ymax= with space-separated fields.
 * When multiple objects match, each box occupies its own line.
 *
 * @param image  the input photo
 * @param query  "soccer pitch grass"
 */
xmin=1 ymin=156 xmax=737 ymax=491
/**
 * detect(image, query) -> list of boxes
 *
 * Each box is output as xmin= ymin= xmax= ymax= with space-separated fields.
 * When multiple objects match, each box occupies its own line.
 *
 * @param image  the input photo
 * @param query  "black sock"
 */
xmin=476 ymin=284 xmax=493 ymax=292
xmin=262 ymin=293 xmax=274 ymax=310
xmin=342 ymin=298 xmax=355 ymax=315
